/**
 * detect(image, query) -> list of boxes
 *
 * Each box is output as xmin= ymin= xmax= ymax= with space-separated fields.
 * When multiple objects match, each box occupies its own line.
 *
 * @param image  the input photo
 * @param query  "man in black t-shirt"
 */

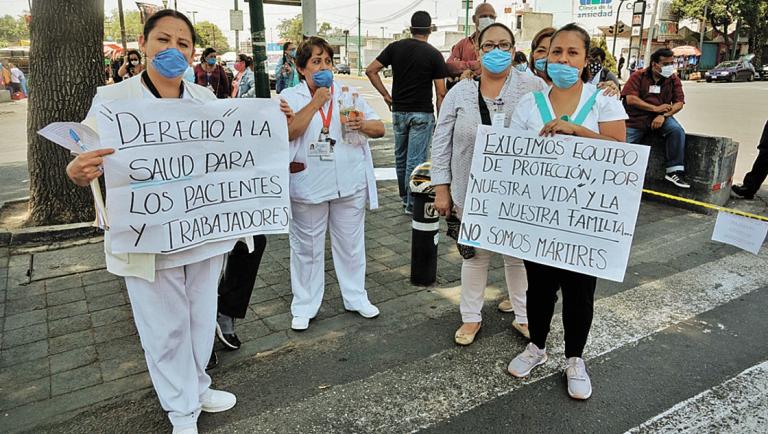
xmin=366 ymin=10 xmax=448 ymax=214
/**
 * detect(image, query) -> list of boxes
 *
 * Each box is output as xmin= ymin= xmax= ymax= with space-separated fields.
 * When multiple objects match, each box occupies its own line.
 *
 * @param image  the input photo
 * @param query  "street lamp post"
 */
xmin=358 ymin=0 xmax=362 ymax=76
xmin=611 ymin=0 xmax=628 ymax=59
xmin=247 ymin=0 xmax=270 ymax=97
xmin=187 ymin=10 xmax=198 ymax=25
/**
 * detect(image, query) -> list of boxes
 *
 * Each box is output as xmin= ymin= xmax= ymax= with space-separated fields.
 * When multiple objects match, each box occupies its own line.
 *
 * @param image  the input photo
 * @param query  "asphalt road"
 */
xmin=1 ymin=79 xmax=766 ymax=205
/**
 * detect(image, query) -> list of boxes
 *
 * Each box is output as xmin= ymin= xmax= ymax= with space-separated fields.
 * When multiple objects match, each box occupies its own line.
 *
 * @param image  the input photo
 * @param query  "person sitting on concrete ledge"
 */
xmin=621 ymin=48 xmax=689 ymax=189
xmin=732 ymin=120 xmax=768 ymax=199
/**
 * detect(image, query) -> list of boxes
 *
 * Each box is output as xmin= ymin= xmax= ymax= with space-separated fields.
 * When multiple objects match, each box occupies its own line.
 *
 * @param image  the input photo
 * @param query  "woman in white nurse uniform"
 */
xmin=279 ymin=36 xmax=385 ymax=331
xmin=65 ymin=10 xmax=293 ymax=433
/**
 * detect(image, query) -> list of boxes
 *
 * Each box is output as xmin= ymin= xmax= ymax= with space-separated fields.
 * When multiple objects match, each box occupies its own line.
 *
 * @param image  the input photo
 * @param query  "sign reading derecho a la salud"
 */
xmin=95 ymin=98 xmax=290 ymax=255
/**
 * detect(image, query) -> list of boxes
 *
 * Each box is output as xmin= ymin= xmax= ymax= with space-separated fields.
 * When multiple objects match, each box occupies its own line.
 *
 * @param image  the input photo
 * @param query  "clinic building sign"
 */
xmin=576 ymin=0 xmax=614 ymax=20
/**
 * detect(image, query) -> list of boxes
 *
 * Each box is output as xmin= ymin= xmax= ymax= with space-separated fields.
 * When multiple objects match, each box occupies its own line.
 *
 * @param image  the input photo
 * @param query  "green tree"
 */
xmin=671 ymin=0 xmax=738 ymax=54
xmin=591 ymin=36 xmax=617 ymax=73
xmin=736 ymin=0 xmax=768 ymax=64
xmin=0 ymin=14 xmax=29 ymax=47
xmin=194 ymin=21 xmax=230 ymax=53
xmin=276 ymin=14 xmax=344 ymax=43
xmin=27 ymin=0 xmax=104 ymax=225
xmin=104 ymin=9 xmax=143 ymax=42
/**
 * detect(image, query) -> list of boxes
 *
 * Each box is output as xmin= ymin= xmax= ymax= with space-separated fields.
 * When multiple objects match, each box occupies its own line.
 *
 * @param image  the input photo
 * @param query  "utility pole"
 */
xmin=248 ymin=0 xmax=270 ymax=97
xmin=187 ymin=10 xmax=198 ymax=25
xmin=381 ymin=26 xmax=385 ymax=39
xmin=234 ymin=0 xmax=240 ymax=55
xmin=643 ymin=0 xmax=660 ymax=66
xmin=358 ymin=0 xmax=362 ymax=75
xmin=464 ymin=0 xmax=470 ymax=37
xmin=343 ymin=29 xmax=349 ymax=63
xmin=302 ymin=0 xmax=316 ymax=37
xmin=698 ymin=3 xmax=707 ymax=55
xmin=117 ymin=0 xmax=127 ymax=52
xmin=174 ymin=0 xmax=178 ymax=10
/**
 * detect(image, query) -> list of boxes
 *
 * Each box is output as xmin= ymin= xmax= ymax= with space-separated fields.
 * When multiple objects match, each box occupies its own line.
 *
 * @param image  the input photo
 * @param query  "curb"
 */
xmin=0 ymin=222 xmax=102 ymax=248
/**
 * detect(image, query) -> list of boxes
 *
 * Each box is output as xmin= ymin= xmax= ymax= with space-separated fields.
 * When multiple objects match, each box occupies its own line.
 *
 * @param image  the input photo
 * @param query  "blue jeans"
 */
xmin=626 ymin=116 xmax=686 ymax=173
xmin=393 ymin=111 xmax=435 ymax=211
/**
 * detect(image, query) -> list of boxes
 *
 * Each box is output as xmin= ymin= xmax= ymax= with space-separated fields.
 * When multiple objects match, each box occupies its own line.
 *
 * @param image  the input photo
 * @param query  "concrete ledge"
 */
xmin=0 ymin=222 xmax=103 ymax=247
xmin=0 ymin=89 xmax=11 ymax=103
xmin=643 ymin=133 xmax=738 ymax=213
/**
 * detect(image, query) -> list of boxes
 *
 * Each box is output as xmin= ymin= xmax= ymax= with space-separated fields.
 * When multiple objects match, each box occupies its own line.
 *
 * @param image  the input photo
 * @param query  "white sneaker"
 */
xmin=291 ymin=316 xmax=310 ymax=331
xmin=508 ymin=343 xmax=547 ymax=377
xmin=172 ymin=426 xmax=198 ymax=434
xmin=200 ymin=388 xmax=237 ymax=413
xmin=564 ymin=357 xmax=592 ymax=400
xmin=348 ymin=303 xmax=380 ymax=319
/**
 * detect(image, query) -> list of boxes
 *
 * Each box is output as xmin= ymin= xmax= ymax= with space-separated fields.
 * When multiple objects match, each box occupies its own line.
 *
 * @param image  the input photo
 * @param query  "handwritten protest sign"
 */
xmin=94 ymin=98 xmax=290 ymax=254
xmin=459 ymin=126 xmax=649 ymax=282
xmin=712 ymin=211 xmax=768 ymax=254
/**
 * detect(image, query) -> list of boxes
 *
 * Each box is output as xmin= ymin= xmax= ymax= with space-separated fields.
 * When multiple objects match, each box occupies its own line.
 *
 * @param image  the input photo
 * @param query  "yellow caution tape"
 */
xmin=642 ymin=189 xmax=768 ymax=222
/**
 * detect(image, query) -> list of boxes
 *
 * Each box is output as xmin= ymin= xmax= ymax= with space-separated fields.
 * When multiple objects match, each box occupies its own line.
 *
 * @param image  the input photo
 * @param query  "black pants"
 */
xmin=218 ymin=235 xmax=267 ymax=319
xmin=741 ymin=120 xmax=768 ymax=195
xmin=524 ymin=261 xmax=597 ymax=358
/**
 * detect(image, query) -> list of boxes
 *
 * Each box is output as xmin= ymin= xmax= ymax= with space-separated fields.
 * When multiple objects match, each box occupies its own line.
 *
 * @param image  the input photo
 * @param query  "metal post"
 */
xmin=234 ymin=0 xmax=239 ymax=54
xmin=643 ymin=0 xmax=660 ymax=66
xmin=464 ymin=0 xmax=470 ymax=37
xmin=731 ymin=19 xmax=741 ymax=60
xmin=698 ymin=3 xmax=707 ymax=56
xmin=187 ymin=11 xmax=198 ymax=25
xmin=612 ymin=0 xmax=627 ymax=58
xmin=174 ymin=0 xmax=178 ymax=11
xmin=358 ymin=0 xmax=362 ymax=76
xmin=302 ymin=0 xmax=316 ymax=37
xmin=117 ymin=0 xmax=127 ymax=51
xmin=343 ymin=30 xmax=349 ymax=63
xmin=248 ymin=0 xmax=270 ymax=97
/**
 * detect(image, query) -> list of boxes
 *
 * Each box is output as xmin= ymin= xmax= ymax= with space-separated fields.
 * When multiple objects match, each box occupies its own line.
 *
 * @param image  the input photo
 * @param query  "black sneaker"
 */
xmin=731 ymin=184 xmax=755 ymax=200
xmin=665 ymin=171 xmax=691 ymax=189
xmin=206 ymin=350 xmax=218 ymax=371
xmin=216 ymin=323 xmax=241 ymax=351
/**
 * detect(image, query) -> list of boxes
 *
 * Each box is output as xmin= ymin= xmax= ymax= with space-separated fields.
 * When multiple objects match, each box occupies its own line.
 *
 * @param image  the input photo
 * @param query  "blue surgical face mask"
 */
xmin=151 ymin=48 xmax=190 ymax=79
xmin=312 ymin=69 xmax=333 ymax=88
xmin=206 ymin=57 xmax=217 ymax=65
xmin=514 ymin=63 xmax=528 ymax=72
xmin=547 ymin=62 xmax=581 ymax=88
xmin=481 ymin=48 xmax=512 ymax=74
xmin=534 ymin=57 xmax=547 ymax=72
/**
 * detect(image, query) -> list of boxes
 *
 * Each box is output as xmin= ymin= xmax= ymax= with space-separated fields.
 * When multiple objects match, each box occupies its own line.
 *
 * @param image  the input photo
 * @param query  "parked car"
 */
xmin=335 ymin=63 xmax=351 ymax=74
xmin=759 ymin=64 xmax=768 ymax=80
xmin=382 ymin=67 xmax=393 ymax=78
xmin=705 ymin=60 xmax=755 ymax=82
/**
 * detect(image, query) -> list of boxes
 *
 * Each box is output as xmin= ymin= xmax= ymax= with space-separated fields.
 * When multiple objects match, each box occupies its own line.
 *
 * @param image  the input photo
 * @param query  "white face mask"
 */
xmin=130 ymin=60 xmax=140 ymax=66
xmin=660 ymin=65 xmax=674 ymax=78
xmin=477 ymin=17 xmax=495 ymax=32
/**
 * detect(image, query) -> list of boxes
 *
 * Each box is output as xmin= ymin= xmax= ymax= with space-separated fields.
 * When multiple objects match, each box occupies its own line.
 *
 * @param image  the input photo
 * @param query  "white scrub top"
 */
xmin=510 ymin=83 xmax=628 ymax=133
xmin=280 ymin=81 xmax=380 ymax=208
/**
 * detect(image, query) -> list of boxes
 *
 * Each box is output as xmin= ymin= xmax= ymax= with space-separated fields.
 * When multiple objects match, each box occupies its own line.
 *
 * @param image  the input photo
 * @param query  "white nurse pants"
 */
xmin=460 ymin=248 xmax=528 ymax=324
xmin=124 ymin=254 xmax=225 ymax=428
xmin=289 ymin=188 xmax=371 ymax=318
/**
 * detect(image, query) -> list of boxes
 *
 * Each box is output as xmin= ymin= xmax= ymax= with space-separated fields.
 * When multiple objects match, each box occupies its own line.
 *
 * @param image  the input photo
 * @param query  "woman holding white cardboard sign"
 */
xmin=65 ymin=10 xmax=293 ymax=434
xmin=507 ymin=23 xmax=627 ymax=400
xmin=432 ymin=23 xmax=547 ymax=346
xmin=279 ymin=37 xmax=385 ymax=331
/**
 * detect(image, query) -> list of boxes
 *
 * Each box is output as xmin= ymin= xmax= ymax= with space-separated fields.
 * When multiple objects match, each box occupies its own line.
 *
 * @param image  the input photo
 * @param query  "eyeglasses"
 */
xmin=480 ymin=42 xmax=513 ymax=53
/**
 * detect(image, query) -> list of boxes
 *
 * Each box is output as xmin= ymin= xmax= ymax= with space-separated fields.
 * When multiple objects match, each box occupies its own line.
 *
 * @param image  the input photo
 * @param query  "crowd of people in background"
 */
xmin=57 ymin=4 xmax=768 ymax=433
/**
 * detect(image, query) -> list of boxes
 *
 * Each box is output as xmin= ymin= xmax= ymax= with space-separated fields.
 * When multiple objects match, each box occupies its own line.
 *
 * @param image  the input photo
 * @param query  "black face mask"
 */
xmin=588 ymin=62 xmax=602 ymax=75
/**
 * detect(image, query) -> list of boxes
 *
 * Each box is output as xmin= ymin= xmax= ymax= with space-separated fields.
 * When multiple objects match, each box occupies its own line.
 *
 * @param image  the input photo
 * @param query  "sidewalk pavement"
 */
xmin=1 ymin=125 xmax=767 ymax=432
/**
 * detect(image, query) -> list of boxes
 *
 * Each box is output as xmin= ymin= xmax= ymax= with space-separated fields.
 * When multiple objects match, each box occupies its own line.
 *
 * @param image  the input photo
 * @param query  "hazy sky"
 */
xmin=1 ymin=0 xmax=521 ymax=45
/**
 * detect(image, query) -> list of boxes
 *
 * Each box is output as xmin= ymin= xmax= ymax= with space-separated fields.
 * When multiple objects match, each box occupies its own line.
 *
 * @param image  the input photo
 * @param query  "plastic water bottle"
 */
xmin=339 ymin=87 xmax=365 ymax=146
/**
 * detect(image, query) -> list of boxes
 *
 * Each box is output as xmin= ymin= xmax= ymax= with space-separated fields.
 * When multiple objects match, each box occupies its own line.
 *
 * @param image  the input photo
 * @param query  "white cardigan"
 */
xmin=82 ymin=75 xmax=250 ymax=282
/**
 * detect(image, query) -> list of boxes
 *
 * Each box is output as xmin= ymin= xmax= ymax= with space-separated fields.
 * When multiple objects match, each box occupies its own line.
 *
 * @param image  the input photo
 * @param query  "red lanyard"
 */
xmin=317 ymin=85 xmax=334 ymax=133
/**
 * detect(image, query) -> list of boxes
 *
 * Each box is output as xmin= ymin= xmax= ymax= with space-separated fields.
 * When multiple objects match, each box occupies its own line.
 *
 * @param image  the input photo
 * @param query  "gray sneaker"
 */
xmin=508 ymin=343 xmax=547 ymax=377
xmin=564 ymin=357 xmax=592 ymax=400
